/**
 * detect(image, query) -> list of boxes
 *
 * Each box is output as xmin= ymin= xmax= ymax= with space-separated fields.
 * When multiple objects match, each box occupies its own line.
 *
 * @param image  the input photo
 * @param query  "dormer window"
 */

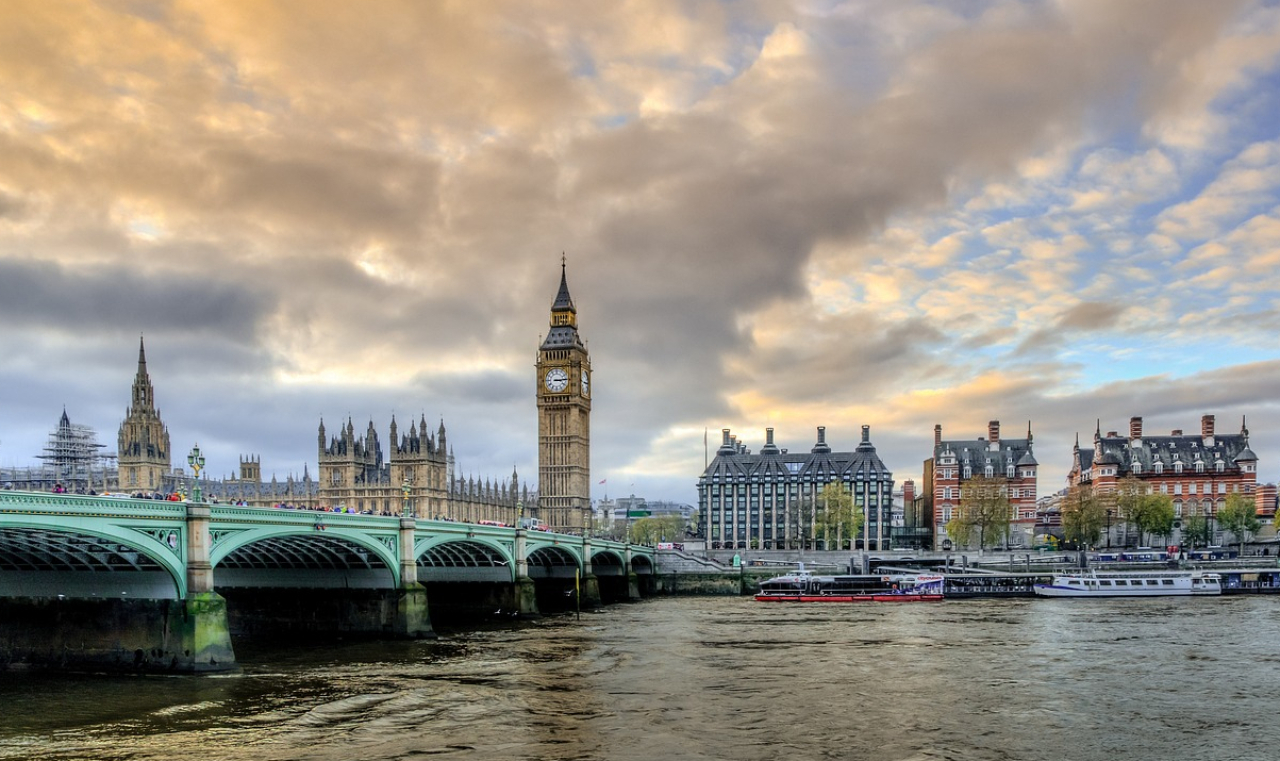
xmin=1215 ymin=461 xmax=1225 ymax=473
xmin=985 ymin=465 xmax=994 ymax=477
xmin=1195 ymin=462 xmax=1204 ymax=473
xmin=1174 ymin=462 xmax=1183 ymax=474
xmin=963 ymin=466 xmax=972 ymax=479
xmin=1154 ymin=461 xmax=1164 ymax=474
xmin=1132 ymin=463 xmax=1142 ymax=475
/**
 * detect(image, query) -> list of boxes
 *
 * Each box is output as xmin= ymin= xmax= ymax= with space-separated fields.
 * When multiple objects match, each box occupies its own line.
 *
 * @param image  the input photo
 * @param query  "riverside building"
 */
xmin=697 ymin=426 xmax=895 ymax=550
xmin=922 ymin=420 xmax=1040 ymax=550
xmin=1068 ymin=415 xmax=1259 ymax=544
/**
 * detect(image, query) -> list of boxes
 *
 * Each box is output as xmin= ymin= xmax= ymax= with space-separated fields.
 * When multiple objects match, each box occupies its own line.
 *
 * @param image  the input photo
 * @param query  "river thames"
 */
xmin=1 ymin=595 xmax=1277 ymax=761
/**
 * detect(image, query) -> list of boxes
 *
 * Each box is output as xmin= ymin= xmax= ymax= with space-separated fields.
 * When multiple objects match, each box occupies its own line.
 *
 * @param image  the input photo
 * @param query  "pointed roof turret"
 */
xmin=541 ymin=256 xmax=584 ymax=350
xmin=130 ymin=334 xmax=156 ymax=411
xmin=553 ymin=253 xmax=576 ymax=312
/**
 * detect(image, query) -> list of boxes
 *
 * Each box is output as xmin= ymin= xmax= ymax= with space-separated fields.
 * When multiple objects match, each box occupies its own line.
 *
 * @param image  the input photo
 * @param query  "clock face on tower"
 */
xmin=544 ymin=367 xmax=569 ymax=392
xmin=581 ymin=372 xmax=589 ymax=396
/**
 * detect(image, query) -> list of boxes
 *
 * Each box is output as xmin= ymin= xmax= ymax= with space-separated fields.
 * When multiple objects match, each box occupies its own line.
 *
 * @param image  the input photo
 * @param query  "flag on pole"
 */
xmin=599 ymin=478 xmax=607 ymax=484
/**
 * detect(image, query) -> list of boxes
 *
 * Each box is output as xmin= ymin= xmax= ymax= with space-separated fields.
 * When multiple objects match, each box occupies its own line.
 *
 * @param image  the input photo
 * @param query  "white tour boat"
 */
xmin=1033 ymin=570 xmax=1222 ymax=597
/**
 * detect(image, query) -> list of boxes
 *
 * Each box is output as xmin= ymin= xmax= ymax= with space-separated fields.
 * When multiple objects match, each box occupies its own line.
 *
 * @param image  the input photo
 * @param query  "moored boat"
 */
xmin=755 ymin=570 xmax=944 ymax=602
xmin=1033 ymin=570 xmax=1222 ymax=597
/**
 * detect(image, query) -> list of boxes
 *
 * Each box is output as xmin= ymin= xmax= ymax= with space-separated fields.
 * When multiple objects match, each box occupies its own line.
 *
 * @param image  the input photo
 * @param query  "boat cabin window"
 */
xmin=1146 ymin=580 xmax=1159 ymax=586
xmin=1068 ymin=580 xmax=1081 ymax=585
xmin=1162 ymin=579 xmax=1174 ymax=586
xmin=1099 ymin=580 xmax=1113 ymax=586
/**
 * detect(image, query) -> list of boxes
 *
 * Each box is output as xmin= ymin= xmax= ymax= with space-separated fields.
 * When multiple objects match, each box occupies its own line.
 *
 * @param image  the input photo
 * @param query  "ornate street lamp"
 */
xmin=517 ymin=499 xmax=525 ymax=530
xmin=401 ymin=478 xmax=412 ymax=517
xmin=186 ymin=444 xmax=205 ymax=504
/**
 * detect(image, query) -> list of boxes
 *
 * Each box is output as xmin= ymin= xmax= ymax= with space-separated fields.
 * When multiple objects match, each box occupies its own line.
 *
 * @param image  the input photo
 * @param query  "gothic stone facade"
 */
xmin=316 ymin=416 xmax=531 ymax=520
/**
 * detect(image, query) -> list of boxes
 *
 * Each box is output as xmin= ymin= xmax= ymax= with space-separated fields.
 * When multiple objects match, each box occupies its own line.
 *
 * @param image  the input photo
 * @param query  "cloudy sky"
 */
xmin=3 ymin=0 xmax=1280 ymax=505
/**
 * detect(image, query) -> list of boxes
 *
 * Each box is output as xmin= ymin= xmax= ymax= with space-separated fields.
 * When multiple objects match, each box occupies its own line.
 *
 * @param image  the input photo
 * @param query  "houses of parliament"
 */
xmin=3 ymin=263 xmax=593 ymax=533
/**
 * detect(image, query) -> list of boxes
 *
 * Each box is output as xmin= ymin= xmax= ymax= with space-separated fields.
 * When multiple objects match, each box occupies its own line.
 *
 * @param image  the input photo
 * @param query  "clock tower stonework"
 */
xmin=537 ymin=260 xmax=591 ymax=533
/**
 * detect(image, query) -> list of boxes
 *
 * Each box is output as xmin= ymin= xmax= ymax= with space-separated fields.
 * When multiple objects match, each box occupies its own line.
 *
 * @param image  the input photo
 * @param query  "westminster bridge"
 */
xmin=0 ymin=490 xmax=655 ymax=673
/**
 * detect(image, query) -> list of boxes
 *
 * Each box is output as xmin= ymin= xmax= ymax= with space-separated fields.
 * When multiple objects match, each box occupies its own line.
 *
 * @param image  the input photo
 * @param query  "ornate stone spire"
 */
xmin=131 ymin=335 xmax=155 ymax=412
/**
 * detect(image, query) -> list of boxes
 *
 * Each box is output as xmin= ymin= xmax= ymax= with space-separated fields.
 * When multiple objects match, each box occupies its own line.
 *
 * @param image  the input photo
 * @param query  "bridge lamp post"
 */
xmin=187 ymin=444 xmax=205 ymax=504
xmin=517 ymin=499 xmax=524 ymax=529
xmin=401 ymin=478 xmax=412 ymax=518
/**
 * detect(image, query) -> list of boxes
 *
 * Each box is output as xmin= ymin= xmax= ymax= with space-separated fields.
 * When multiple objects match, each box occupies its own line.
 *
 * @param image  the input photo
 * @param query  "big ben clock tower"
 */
xmin=537 ymin=257 xmax=591 ymax=533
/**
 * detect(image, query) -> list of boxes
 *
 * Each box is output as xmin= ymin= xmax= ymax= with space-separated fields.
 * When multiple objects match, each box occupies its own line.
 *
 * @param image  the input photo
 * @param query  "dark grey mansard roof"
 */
xmin=935 ymin=436 xmax=1036 ymax=472
xmin=1077 ymin=428 xmax=1257 ymax=475
xmin=699 ymin=436 xmax=892 ymax=484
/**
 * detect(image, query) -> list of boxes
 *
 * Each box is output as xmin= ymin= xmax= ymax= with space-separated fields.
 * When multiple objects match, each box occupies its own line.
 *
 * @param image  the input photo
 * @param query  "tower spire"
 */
xmin=131 ymin=334 xmax=155 ymax=411
xmin=553 ymin=254 xmax=576 ymax=313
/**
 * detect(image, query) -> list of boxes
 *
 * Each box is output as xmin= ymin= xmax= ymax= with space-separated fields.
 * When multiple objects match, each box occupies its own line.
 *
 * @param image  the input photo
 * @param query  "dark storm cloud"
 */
xmin=0 ymin=259 xmax=266 ymax=338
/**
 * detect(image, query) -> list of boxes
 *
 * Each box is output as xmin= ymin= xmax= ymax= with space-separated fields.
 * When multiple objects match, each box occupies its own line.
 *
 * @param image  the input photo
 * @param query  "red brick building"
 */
xmin=1068 ymin=415 xmax=1259 ymax=544
xmin=923 ymin=420 xmax=1040 ymax=550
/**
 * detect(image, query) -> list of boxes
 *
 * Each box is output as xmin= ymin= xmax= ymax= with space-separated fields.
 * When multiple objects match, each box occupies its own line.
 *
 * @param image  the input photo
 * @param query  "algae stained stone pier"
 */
xmin=0 ymin=491 xmax=654 ymax=673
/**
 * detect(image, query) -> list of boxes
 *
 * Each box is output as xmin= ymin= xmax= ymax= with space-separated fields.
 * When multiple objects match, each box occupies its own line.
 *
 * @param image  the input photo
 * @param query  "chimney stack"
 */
xmin=904 ymin=480 xmax=915 ymax=505
xmin=812 ymin=426 xmax=832 ymax=454
xmin=1172 ymin=429 xmax=1183 ymax=437
xmin=1202 ymin=414 xmax=1215 ymax=438
xmin=988 ymin=420 xmax=1000 ymax=443
xmin=934 ymin=424 xmax=942 ymax=447
xmin=761 ymin=427 xmax=780 ymax=455
xmin=1130 ymin=416 xmax=1143 ymax=439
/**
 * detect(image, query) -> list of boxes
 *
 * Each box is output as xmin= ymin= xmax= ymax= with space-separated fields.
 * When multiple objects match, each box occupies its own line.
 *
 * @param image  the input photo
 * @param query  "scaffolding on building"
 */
xmin=1 ymin=410 xmax=118 ymax=493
